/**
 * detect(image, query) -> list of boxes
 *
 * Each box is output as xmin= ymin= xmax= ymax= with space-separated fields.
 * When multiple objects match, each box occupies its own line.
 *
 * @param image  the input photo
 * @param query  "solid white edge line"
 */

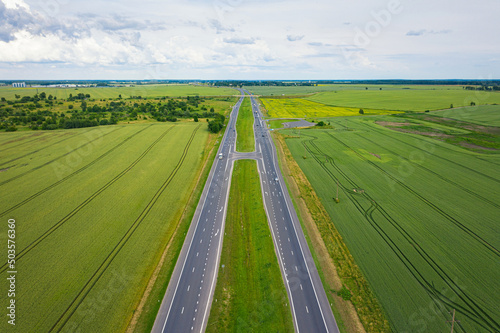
xmin=255 ymin=96 xmax=331 ymax=333
xmin=256 ymin=157 xmax=300 ymax=333
xmin=161 ymin=94 xmax=243 ymax=332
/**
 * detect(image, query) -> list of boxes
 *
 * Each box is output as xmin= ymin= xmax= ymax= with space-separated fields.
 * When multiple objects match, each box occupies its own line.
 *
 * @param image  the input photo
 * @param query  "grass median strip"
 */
xmin=206 ymin=160 xmax=293 ymax=333
xmin=235 ymin=97 xmax=255 ymax=152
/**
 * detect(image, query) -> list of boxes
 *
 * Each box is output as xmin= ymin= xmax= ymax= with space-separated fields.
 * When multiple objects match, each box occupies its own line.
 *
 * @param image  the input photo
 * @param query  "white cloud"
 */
xmin=287 ymin=35 xmax=304 ymax=42
xmin=0 ymin=0 xmax=498 ymax=79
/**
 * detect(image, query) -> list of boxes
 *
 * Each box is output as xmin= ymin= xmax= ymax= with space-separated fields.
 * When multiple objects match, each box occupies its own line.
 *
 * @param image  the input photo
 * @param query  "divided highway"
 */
xmin=153 ymin=90 xmax=339 ymax=332
xmin=249 ymin=93 xmax=339 ymax=333
xmin=152 ymin=94 xmax=244 ymax=333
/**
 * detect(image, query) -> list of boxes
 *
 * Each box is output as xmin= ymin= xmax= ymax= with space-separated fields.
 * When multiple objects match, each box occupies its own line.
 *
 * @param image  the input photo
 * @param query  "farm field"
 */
xmin=432 ymin=104 xmax=500 ymax=127
xmin=206 ymin=160 xmax=293 ymax=333
xmin=0 ymin=84 xmax=237 ymax=100
xmin=245 ymin=84 xmax=468 ymax=96
xmin=261 ymin=98 xmax=401 ymax=118
xmin=0 ymin=122 xmax=211 ymax=332
xmin=235 ymin=97 xmax=255 ymax=152
xmin=307 ymin=89 xmax=500 ymax=112
xmin=281 ymin=116 xmax=500 ymax=332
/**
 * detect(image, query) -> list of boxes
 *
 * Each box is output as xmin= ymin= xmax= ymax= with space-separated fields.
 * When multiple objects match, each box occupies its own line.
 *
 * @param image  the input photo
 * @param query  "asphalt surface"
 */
xmin=152 ymin=90 xmax=339 ymax=333
xmin=248 ymin=93 xmax=339 ymax=333
xmin=282 ymin=119 xmax=316 ymax=128
xmin=152 ymin=94 xmax=244 ymax=333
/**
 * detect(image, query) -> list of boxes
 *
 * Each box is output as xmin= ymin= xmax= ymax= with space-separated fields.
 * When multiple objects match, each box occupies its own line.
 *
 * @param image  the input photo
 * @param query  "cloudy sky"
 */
xmin=0 ymin=0 xmax=498 ymax=80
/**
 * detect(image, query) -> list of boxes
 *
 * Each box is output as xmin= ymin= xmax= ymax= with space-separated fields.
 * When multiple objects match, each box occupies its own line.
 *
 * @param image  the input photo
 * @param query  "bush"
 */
xmin=337 ymin=286 xmax=352 ymax=301
xmin=5 ymin=126 xmax=17 ymax=132
xmin=316 ymin=121 xmax=326 ymax=126
xmin=208 ymin=119 xmax=223 ymax=133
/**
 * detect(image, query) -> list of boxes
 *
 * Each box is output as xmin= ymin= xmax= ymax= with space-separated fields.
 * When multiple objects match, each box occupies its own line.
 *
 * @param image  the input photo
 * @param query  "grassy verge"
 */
xmin=235 ymin=97 xmax=255 ymax=152
xmin=272 ymin=131 xmax=390 ymax=332
xmin=128 ymin=128 xmax=225 ymax=332
xmin=206 ymin=160 xmax=293 ymax=333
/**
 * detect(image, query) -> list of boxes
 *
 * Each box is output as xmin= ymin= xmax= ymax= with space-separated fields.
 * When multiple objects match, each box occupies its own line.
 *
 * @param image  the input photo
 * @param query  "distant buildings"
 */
xmin=12 ymin=82 xmax=26 ymax=88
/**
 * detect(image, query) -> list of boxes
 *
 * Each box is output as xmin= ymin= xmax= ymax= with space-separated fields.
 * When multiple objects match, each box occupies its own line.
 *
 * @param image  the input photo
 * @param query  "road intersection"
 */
xmin=152 ymin=91 xmax=339 ymax=333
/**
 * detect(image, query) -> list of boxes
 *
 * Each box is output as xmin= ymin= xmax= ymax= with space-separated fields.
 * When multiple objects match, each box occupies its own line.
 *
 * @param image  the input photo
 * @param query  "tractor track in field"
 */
xmin=347 ymin=119 xmax=500 ymax=184
xmin=49 ymin=124 xmax=201 ymax=333
xmin=0 ymin=132 xmax=54 ymax=153
xmin=0 ymin=125 xmax=174 ymax=273
xmin=0 ymin=125 xmax=153 ymax=218
xmin=0 ymin=127 xmax=123 ymax=187
xmin=351 ymin=132 xmax=500 ymax=210
xmin=0 ymin=129 xmax=102 ymax=167
xmin=299 ymin=131 xmax=499 ymax=331
xmin=324 ymin=131 xmax=499 ymax=257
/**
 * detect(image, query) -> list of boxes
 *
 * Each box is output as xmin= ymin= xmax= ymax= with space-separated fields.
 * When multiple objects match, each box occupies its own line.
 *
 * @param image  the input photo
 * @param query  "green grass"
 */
xmin=235 ymin=97 xmax=255 ymax=152
xmin=0 ymin=122 xmax=210 ymax=332
xmin=261 ymin=98 xmax=402 ymax=118
xmin=267 ymin=119 xmax=293 ymax=129
xmin=282 ymin=117 xmax=500 ymax=332
xmin=206 ymin=160 xmax=293 ymax=333
xmin=0 ymin=84 xmax=237 ymax=100
xmin=307 ymin=89 xmax=500 ymax=112
xmin=246 ymin=84 xmax=479 ymax=97
xmin=432 ymin=104 xmax=500 ymax=127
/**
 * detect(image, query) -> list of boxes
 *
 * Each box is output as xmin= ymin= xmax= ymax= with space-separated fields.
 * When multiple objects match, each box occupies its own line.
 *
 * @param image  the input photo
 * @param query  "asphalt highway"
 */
xmin=152 ymin=90 xmax=339 ymax=333
xmin=152 ymin=94 xmax=244 ymax=333
xmin=248 ymin=93 xmax=339 ymax=333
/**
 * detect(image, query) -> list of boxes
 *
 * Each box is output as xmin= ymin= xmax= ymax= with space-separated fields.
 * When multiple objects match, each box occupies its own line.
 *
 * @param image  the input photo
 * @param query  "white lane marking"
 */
xmin=196 ymin=252 xmax=199 ymax=257
xmin=192 ymin=267 xmax=195 ymax=272
xmin=187 ymin=285 xmax=190 ymax=291
xmin=300 ymin=284 xmax=303 ymax=290
xmin=306 ymin=306 xmax=309 ymax=313
xmin=181 ymin=307 xmax=184 ymax=314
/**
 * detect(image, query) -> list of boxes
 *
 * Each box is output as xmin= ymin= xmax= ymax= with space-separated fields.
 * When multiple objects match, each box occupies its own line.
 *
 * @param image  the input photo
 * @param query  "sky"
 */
xmin=0 ymin=0 xmax=498 ymax=80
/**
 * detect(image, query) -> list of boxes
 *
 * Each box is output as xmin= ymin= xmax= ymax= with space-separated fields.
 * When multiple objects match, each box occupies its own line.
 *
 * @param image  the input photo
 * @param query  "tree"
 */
xmin=470 ymin=101 xmax=476 ymax=106
xmin=15 ymin=94 xmax=20 ymax=99
xmin=450 ymin=104 xmax=454 ymax=109
xmin=316 ymin=121 xmax=326 ymax=126
xmin=68 ymin=104 xmax=74 ymax=110
xmin=80 ymin=101 xmax=87 ymax=112
xmin=208 ymin=119 xmax=222 ymax=133
xmin=40 ymin=92 xmax=46 ymax=99
xmin=193 ymin=115 xmax=199 ymax=122
xmin=210 ymin=107 xmax=215 ymax=113
xmin=359 ymin=109 xmax=364 ymax=114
